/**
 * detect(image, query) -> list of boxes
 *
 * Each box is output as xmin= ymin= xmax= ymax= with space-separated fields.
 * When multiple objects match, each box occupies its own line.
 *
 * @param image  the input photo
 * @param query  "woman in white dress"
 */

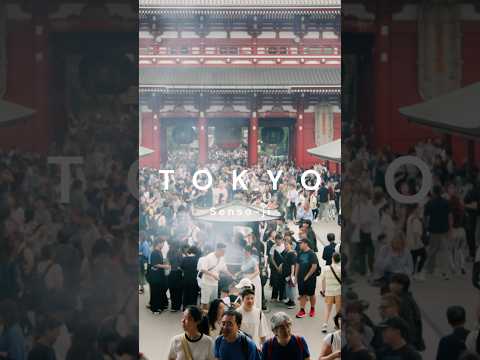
xmin=236 ymin=246 xmax=262 ymax=309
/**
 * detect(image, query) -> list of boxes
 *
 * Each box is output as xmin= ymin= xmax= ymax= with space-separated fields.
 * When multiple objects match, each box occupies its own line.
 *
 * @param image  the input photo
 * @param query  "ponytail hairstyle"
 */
xmin=186 ymin=306 xmax=210 ymax=336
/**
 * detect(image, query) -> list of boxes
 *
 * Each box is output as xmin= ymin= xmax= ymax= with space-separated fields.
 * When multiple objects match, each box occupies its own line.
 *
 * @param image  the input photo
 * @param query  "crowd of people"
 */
xmin=0 ymin=97 xmax=140 ymax=360
xmin=139 ymin=145 xmax=342 ymax=359
xmin=342 ymin=121 xmax=480 ymax=359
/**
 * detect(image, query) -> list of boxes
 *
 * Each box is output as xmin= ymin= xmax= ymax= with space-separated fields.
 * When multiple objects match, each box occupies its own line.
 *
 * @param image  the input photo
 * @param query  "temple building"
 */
xmin=139 ymin=0 xmax=341 ymax=169
xmin=343 ymin=0 xmax=480 ymax=163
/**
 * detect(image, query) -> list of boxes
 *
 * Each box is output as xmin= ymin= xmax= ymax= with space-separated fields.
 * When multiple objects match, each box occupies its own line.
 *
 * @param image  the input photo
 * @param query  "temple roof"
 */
xmin=399 ymin=82 xmax=480 ymax=138
xmin=0 ymin=100 xmax=35 ymax=126
xmin=140 ymin=0 xmax=340 ymax=9
xmin=307 ymin=139 xmax=341 ymax=162
xmin=140 ymin=66 xmax=340 ymax=93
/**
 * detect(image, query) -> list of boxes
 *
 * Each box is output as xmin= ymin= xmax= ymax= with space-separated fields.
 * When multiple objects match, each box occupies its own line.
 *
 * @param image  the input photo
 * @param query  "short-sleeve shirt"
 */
xmin=168 ymin=333 xmax=214 ymax=360
xmin=237 ymin=306 xmax=270 ymax=347
xmin=200 ymin=252 xmax=228 ymax=286
xmin=297 ymin=250 xmax=317 ymax=279
xmin=424 ymin=197 xmax=450 ymax=234
xmin=282 ymin=250 xmax=297 ymax=277
xmin=261 ymin=336 xmax=310 ymax=360
xmin=214 ymin=335 xmax=258 ymax=360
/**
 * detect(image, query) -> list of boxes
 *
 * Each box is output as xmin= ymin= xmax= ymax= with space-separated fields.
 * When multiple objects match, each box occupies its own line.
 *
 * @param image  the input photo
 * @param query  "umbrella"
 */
xmin=307 ymin=139 xmax=341 ymax=162
xmin=0 ymin=100 xmax=35 ymax=125
xmin=139 ymin=146 xmax=154 ymax=157
xmin=399 ymin=82 xmax=480 ymax=138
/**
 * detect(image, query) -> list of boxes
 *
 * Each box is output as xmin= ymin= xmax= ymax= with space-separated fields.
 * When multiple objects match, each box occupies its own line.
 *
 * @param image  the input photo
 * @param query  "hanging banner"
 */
xmin=418 ymin=0 xmax=461 ymax=100
xmin=0 ymin=0 xmax=6 ymax=98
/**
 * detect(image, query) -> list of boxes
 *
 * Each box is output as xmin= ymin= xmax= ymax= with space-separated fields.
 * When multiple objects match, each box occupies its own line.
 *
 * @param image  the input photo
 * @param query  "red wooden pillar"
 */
xmin=373 ymin=0 xmax=392 ymax=149
xmin=141 ymin=112 xmax=154 ymax=168
xmin=160 ymin=122 xmax=168 ymax=165
xmin=248 ymin=112 xmax=259 ymax=166
xmin=198 ymin=114 xmax=208 ymax=166
xmin=289 ymin=125 xmax=295 ymax=161
xmin=33 ymin=11 xmax=50 ymax=153
xmin=295 ymin=102 xmax=305 ymax=167
xmin=151 ymin=114 xmax=161 ymax=168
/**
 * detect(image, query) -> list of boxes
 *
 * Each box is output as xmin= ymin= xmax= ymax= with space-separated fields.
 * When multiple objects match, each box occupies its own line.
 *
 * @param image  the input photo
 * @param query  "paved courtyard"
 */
xmin=140 ymin=220 xmax=341 ymax=359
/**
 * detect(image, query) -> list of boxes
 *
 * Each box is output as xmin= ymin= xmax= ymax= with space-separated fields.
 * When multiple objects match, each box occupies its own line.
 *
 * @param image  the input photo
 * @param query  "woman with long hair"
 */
xmin=207 ymin=299 xmax=225 ymax=338
xmin=167 ymin=306 xmax=214 ymax=360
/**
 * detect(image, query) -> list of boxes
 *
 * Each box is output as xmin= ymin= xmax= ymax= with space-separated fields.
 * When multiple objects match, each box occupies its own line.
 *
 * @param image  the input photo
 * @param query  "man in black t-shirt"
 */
xmin=295 ymin=239 xmax=318 ymax=319
xmin=424 ymin=185 xmax=452 ymax=280
xmin=376 ymin=317 xmax=422 ymax=360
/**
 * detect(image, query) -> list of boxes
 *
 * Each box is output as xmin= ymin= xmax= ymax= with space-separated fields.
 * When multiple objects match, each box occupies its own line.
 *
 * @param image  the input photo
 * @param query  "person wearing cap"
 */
xmin=376 ymin=317 xmax=421 ymax=360
xmin=261 ymin=312 xmax=311 ymax=360
xmin=295 ymin=239 xmax=318 ymax=319
xmin=237 ymin=288 xmax=270 ymax=349
xmin=198 ymin=243 xmax=233 ymax=312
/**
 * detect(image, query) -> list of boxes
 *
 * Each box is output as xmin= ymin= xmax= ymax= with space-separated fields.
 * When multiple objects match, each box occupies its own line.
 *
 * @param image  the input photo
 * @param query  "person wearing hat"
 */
xmin=376 ymin=317 xmax=421 ymax=360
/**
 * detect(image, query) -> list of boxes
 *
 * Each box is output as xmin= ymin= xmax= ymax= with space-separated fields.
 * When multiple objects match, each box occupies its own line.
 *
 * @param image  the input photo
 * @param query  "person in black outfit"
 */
xmin=388 ymin=274 xmax=425 ymax=351
xmin=269 ymin=234 xmax=286 ymax=302
xmin=282 ymin=238 xmax=298 ymax=309
xmin=181 ymin=245 xmax=201 ymax=309
xmin=436 ymin=306 xmax=470 ymax=360
xmin=28 ymin=317 xmax=61 ymax=360
xmin=252 ymin=234 xmax=268 ymax=311
xmin=167 ymin=241 xmax=184 ymax=312
xmin=147 ymin=239 xmax=170 ymax=314
xmin=322 ymin=233 xmax=337 ymax=266
xmin=300 ymin=221 xmax=318 ymax=253
xmin=376 ymin=317 xmax=422 ymax=360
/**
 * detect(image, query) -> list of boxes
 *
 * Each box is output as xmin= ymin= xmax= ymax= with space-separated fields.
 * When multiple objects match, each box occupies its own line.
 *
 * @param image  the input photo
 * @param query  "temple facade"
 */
xmin=139 ymin=0 xmax=341 ymax=169
xmin=343 ymin=0 xmax=480 ymax=163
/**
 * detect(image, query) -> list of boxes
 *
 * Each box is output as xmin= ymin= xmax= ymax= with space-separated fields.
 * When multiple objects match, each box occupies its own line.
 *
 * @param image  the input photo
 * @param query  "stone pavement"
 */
xmin=139 ymin=219 xmax=341 ymax=359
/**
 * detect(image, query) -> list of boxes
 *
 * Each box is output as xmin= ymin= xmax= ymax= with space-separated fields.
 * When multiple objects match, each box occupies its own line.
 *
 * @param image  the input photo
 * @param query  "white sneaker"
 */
xmin=321 ymin=323 xmax=328 ymax=333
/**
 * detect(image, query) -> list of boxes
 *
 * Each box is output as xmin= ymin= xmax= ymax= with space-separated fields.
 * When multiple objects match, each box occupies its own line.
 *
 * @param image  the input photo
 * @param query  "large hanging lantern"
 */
xmin=261 ymin=127 xmax=284 ymax=144
xmin=214 ymin=126 xmax=241 ymax=149
xmin=172 ymin=126 xmax=195 ymax=144
xmin=79 ymin=52 xmax=135 ymax=95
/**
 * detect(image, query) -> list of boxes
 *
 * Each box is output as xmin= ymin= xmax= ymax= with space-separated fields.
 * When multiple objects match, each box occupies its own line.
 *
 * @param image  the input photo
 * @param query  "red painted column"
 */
xmin=141 ymin=112 xmax=154 ymax=168
xmin=198 ymin=114 xmax=208 ymax=166
xmin=160 ymin=122 xmax=168 ymax=165
xmin=33 ymin=12 xmax=50 ymax=153
xmin=151 ymin=114 xmax=161 ymax=169
xmin=295 ymin=105 xmax=305 ymax=168
xmin=373 ymin=0 xmax=392 ymax=149
xmin=248 ymin=113 xmax=259 ymax=166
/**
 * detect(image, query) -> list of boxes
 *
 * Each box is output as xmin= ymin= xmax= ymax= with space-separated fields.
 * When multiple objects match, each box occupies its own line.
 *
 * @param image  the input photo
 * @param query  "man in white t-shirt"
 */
xmin=198 ymin=243 xmax=233 ymax=311
xmin=237 ymin=288 xmax=270 ymax=349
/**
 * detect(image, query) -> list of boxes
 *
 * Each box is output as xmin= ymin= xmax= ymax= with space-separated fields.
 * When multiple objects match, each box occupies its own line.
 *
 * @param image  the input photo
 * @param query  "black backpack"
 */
xmin=237 ymin=332 xmax=261 ymax=360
